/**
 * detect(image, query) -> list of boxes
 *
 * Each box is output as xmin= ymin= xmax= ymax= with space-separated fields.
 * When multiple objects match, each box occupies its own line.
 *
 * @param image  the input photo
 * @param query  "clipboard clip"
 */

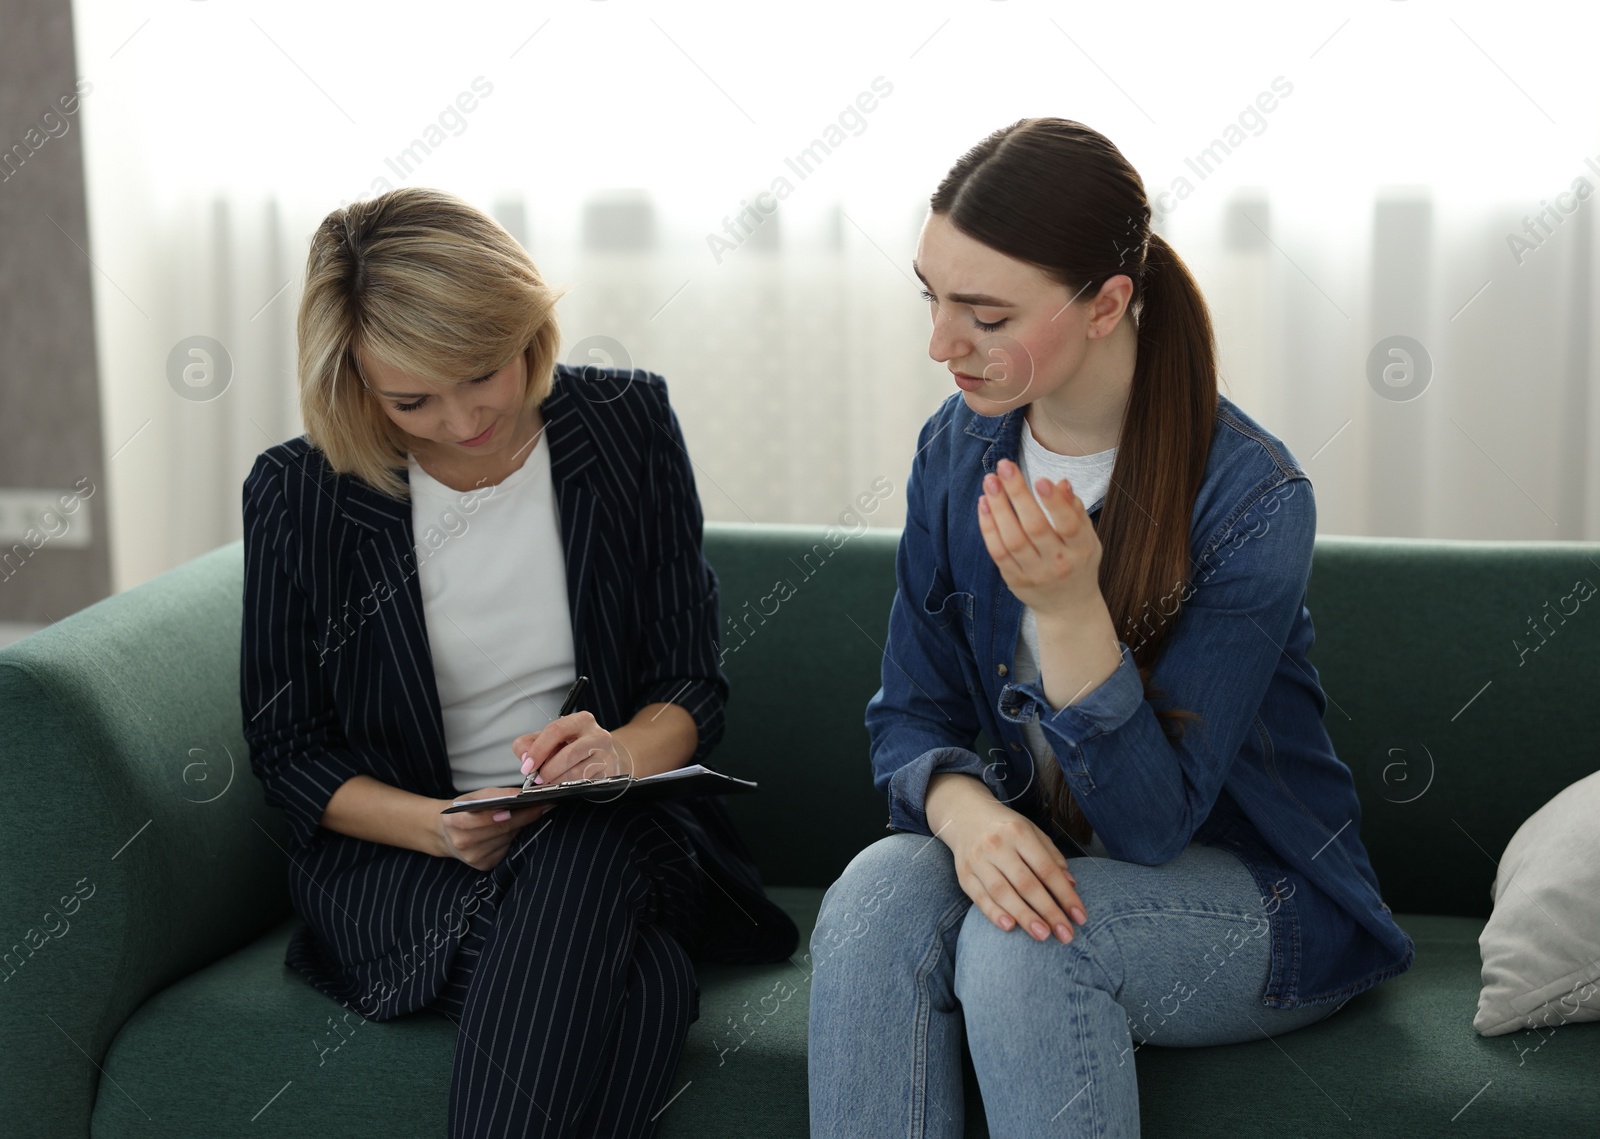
xmin=516 ymin=773 xmax=634 ymax=797
xmin=519 ymin=773 xmax=593 ymax=795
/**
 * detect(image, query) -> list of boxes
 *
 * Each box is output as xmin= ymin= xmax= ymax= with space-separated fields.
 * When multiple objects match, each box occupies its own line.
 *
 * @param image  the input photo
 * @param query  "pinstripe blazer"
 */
xmin=240 ymin=363 xmax=799 ymax=1020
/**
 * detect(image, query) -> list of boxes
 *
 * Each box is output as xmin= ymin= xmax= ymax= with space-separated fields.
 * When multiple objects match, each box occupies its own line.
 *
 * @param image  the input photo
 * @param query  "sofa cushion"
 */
xmin=1473 ymin=769 xmax=1600 ymax=1036
xmin=91 ymin=898 xmax=1598 ymax=1138
xmin=88 ymin=887 xmax=826 ymax=1139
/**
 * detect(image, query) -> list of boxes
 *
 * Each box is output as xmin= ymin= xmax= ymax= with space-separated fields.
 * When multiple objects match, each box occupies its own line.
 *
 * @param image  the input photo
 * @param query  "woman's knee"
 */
xmin=952 ymin=856 xmax=1130 ymax=1010
xmin=952 ymin=900 xmax=1121 ymax=1015
xmin=810 ymin=832 xmax=966 ymax=964
xmin=815 ymin=833 xmax=958 ymax=927
xmin=503 ymin=800 xmax=650 ymax=891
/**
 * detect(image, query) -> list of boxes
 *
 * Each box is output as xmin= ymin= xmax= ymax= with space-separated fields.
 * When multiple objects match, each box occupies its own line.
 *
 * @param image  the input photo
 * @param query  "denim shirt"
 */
xmin=866 ymin=390 xmax=1416 ymax=1008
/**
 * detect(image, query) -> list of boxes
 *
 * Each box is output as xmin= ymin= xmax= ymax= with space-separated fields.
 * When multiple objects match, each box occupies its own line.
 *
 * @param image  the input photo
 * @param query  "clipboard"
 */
xmin=441 ymin=763 xmax=758 ymax=814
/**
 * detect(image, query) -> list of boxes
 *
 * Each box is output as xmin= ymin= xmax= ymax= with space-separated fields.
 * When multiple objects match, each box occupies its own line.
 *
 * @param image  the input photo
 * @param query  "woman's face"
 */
xmin=362 ymin=349 xmax=531 ymax=463
xmin=914 ymin=210 xmax=1123 ymax=417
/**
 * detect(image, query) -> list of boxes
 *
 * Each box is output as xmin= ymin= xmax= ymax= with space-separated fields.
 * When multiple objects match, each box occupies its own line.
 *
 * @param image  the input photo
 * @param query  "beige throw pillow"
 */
xmin=1474 ymin=769 xmax=1600 ymax=1036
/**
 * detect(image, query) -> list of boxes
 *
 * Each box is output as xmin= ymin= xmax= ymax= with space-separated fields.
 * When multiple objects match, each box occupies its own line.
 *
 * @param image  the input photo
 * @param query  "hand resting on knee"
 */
xmin=926 ymin=771 xmax=1088 ymax=946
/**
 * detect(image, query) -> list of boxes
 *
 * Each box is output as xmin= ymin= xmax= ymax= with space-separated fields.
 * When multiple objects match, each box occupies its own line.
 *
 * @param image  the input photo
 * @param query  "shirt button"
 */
xmin=997 ymin=663 xmax=1009 ymax=677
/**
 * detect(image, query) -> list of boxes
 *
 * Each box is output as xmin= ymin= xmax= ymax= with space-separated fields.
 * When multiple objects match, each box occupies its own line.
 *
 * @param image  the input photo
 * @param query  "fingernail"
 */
xmin=1031 ymin=920 xmax=1048 ymax=940
xmin=1072 ymin=907 xmax=1087 ymax=925
xmin=533 ymin=774 xmax=544 ymax=784
xmin=1056 ymin=923 xmax=1071 ymax=942
xmin=1000 ymin=914 xmax=1014 ymax=930
xmin=520 ymin=757 xmax=533 ymax=774
xmin=493 ymin=810 xmax=510 ymax=821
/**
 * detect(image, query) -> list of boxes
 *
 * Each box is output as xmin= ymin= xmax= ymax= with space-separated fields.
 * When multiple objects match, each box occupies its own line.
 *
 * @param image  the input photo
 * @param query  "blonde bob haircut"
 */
xmin=297 ymin=186 xmax=568 ymax=500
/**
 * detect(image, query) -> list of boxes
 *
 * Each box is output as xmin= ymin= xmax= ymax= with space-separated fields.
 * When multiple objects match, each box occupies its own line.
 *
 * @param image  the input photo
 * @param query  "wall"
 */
xmin=0 ymin=0 xmax=108 ymax=623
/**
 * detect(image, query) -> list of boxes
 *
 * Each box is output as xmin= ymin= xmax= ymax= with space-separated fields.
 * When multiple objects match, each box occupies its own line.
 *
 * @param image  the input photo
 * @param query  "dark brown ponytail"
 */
xmin=929 ymin=119 xmax=1215 ymax=849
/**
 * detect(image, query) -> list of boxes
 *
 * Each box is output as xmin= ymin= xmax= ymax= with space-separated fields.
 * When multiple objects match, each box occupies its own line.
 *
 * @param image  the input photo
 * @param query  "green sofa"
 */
xmin=3 ymin=522 xmax=1597 ymax=1137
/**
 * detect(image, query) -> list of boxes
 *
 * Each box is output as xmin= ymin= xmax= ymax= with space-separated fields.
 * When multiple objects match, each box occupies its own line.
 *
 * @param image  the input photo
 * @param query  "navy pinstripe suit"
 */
xmin=241 ymin=364 xmax=798 ymax=1136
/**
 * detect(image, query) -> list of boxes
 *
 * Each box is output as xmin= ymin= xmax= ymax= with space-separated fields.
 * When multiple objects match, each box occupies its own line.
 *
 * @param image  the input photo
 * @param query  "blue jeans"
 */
xmin=807 ymin=832 xmax=1343 ymax=1137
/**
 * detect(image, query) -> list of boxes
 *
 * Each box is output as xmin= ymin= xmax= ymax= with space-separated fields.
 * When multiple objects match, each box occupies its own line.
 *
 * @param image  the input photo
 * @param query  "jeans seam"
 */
xmin=1066 ymin=946 xmax=1103 ymax=1138
xmin=910 ymin=893 xmax=971 ymax=1138
xmin=1078 ymin=907 xmax=1264 ymax=936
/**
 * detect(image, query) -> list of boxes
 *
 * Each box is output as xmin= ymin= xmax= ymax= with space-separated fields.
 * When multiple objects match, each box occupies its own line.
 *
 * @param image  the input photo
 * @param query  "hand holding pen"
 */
xmin=512 ymin=675 xmax=623 ymax=793
xmin=431 ymin=678 xmax=598 ymax=869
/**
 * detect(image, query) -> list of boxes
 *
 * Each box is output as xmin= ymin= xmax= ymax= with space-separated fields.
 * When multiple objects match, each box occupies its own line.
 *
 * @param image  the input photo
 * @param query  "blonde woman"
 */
xmin=240 ymin=187 xmax=797 ymax=1138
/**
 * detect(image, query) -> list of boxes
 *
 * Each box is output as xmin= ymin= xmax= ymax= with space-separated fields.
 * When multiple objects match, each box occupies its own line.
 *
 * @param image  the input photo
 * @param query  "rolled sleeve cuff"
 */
xmin=886 ymin=746 xmax=1004 ymax=836
xmin=634 ymin=677 xmax=726 ymax=763
xmin=997 ymin=641 xmax=1144 ymax=756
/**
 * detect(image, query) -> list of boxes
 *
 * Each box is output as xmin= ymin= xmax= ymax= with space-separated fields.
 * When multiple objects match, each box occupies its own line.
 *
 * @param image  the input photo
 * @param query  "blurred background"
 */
xmin=3 ymin=0 xmax=1599 ymax=640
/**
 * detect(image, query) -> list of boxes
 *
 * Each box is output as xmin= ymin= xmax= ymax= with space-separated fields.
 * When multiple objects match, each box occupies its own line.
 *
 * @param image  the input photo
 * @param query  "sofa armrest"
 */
xmin=0 ymin=540 xmax=291 ymax=1137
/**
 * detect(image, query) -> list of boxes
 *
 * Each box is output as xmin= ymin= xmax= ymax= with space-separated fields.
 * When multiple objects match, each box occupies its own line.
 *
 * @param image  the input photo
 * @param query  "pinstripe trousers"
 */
xmin=424 ymin=796 xmax=710 ymax=1138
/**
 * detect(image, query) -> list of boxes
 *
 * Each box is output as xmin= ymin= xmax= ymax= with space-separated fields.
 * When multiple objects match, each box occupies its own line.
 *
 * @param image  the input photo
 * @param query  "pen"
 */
xmin=520 ymin=675 xmax=590 ymax=794
xmin=556 ymin=674 xmax=590 ymax=720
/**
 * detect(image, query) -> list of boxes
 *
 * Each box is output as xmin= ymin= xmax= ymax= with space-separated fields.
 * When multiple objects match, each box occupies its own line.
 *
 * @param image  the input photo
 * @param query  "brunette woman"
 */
xmin=807 ymin=118 xmax=1413 ymax=1137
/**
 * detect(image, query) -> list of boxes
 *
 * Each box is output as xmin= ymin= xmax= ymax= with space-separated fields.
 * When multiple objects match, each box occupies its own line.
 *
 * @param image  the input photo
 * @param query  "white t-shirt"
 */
xmin=406 ymin=432 xmax=577 ymax=793
xmin=1010 ymin=415 xmax=1117 ymax=858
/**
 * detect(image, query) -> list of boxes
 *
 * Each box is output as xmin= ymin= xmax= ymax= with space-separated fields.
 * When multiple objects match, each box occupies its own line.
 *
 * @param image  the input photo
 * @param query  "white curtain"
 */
xmin=67 ymin=0 xmax=1600 ymax=592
